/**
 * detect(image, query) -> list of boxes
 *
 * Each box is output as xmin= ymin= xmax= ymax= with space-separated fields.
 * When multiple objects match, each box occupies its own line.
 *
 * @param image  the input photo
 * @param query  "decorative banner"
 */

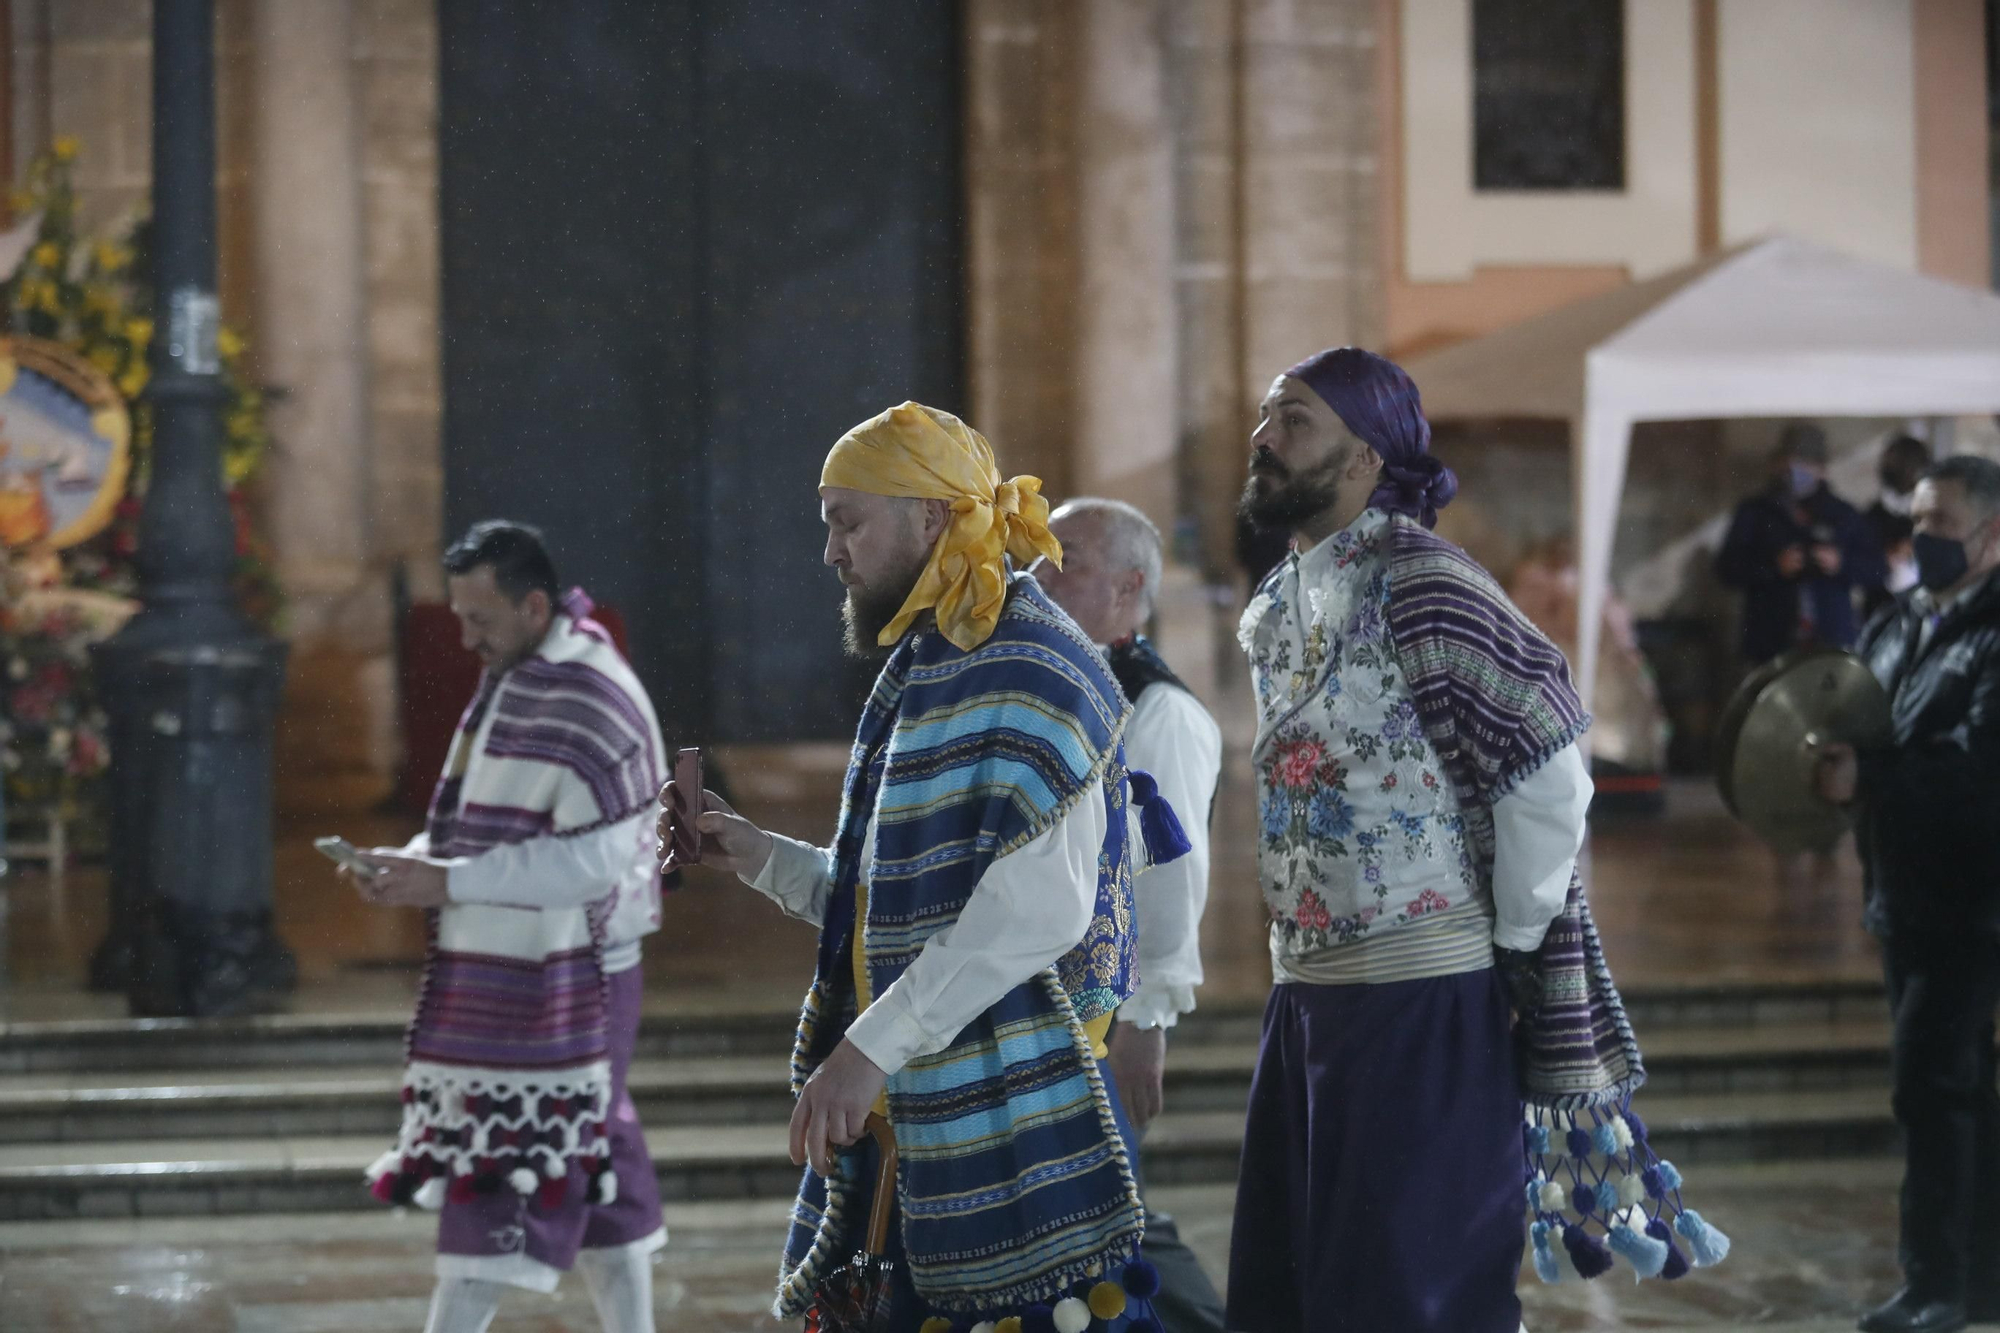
xmin=0 ymin=335 xmax=131 ymax=550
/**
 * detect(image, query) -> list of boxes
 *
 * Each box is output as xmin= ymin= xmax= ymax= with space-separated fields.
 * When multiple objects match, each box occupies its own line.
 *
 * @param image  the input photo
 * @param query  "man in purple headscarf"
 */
xmin=1227 ymin=348 xmax=1599 ymax=1331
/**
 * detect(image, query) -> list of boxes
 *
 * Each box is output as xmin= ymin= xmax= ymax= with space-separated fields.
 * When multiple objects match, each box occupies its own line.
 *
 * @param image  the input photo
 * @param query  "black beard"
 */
xmin=840 ymin=559 xmax=927 ymax=660
xmin=1238 ymin=444 xmax=1349 ymax=534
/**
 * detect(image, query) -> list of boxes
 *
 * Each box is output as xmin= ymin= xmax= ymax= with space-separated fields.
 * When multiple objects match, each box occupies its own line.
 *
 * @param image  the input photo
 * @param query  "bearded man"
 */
xmin=352 ymin=521 xmax=668 ymax=1333
xmin=1226 ymin=348 xmax=1726 ymax=1332
xmin=674 ymin=404 xmax=1184 ymax=1331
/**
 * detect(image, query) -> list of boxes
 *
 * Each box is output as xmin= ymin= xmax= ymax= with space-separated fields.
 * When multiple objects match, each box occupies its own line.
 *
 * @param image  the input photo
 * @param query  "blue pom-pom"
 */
xmin=1561 ymin=1223 xmax=1615 ymax=1279
xmin=1641 ymin=1165 xmax=1667 ymax=1200
xmin=1674 ymin=1209 xmax=1732 ymax=1267
xmin=1595 ymin=1180 xmax=1621 ymax=1215
xmin=1593 ymin=1123 xmax=1619 ymax=1157
xmin=1571 ymin=1181 xmax=1595 ymax=1215
xmin=1128 ymin=769 xmax=1193 ymax=866
xmin=1566 ymin=1127 xmax=1594 ymax=1160
xmin=1608 ymin=1221 xmax=1670 ymax=1278
xmin=1525 ymin=1180 xmax=1543 ymax=1213
xmin=1657 ymin=1160 xmax=1683 ymax=1193
xmin=1647 ymin=1217 xmax=1690 ymax=1280
xmin=1122 ymin=1258 xmax=1161 ymax=1300
xmin=1624 ymin=1110 xmax=1649 ymax=1144
xmin=1531 ymin=1223 xmax=1563 ymax=1284
xmin=1024 ymin=1302 xmax=1057 ymax=1333
xmin=1525 ymin=1124 xmax=1551 ymax=1156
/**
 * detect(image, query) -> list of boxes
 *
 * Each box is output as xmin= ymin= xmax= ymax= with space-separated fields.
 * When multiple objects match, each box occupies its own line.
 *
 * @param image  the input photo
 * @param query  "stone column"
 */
xmin=250 ymin=0 xmax=371 ymax=644
xmin=1071 ymin=0 xmax=1177 ymax=528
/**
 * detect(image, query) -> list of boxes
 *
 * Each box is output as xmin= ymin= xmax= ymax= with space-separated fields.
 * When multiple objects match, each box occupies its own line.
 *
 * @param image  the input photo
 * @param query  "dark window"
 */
xmin=1472 ymin=0 xmax=1625 ymax=191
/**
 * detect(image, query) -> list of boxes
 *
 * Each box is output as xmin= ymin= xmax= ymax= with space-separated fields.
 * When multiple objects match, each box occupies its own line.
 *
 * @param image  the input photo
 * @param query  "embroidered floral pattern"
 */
xmin=1246 ymin=509 xmax=1477 ymax=955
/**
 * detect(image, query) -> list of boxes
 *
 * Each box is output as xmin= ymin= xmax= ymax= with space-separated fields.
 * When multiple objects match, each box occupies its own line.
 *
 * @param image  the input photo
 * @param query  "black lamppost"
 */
xmin=88 ymin=0 xmax=292 ymax=1017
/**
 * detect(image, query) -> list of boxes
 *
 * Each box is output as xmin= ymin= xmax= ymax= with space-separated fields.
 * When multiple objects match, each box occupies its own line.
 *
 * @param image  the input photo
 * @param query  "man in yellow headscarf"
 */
xmin=667 ymin=403 xmax=1189 ymax=1330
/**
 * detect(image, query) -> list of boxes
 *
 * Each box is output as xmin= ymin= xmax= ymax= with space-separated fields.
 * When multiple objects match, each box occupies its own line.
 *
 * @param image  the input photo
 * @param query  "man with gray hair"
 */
xmin=1819 ymin=454 xmax=2000 ymax=1333
xmin=1036 ymin=495 xmax=1227 ymax=1333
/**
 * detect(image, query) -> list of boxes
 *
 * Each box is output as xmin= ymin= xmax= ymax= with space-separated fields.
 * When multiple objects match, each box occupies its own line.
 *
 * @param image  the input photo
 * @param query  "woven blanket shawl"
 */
xmin=368 ymin=590 xmax=665 ymax=1211
xmin=777 ymin=576 xmax=1145 ymax=1319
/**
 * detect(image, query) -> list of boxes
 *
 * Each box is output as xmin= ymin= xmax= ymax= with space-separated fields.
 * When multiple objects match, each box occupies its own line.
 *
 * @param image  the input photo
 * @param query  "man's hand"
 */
xmin=1777 ymin=546 xmax=1807 ymax=578
xmin=1107 ymin=1023 xmax=1167 ymax=1131
xmin=656 ymin=783 xmax=773 ymax=877
xmin=789 ymin=1038 xmax=887 ymax=1177
xmin=352 ymin=852 xmax=450 ymax=908
xmin=1815 ymin=740 xmax=1858 ymax=805
xmin=1811 ymin=543 xmax=1842 ymax=577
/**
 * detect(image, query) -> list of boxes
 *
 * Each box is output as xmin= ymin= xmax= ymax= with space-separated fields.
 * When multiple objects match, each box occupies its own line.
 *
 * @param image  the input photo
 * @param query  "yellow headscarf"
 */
xmin=821 ymin=402 xmax=1062 ymax=652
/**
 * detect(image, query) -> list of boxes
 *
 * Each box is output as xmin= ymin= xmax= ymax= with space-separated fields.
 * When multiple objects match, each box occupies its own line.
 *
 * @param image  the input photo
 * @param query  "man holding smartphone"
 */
xmin=668 ymin=403 xmax=1184 ymax=1331
xmin=345 ymin=520 xmax=668 ymax=1333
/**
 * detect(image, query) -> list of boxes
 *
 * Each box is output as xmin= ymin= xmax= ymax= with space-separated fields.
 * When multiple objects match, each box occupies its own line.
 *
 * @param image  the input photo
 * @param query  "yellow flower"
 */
xmin=93 ymin=241 xmax=131 ymax=273
xmin=51 ymin=136 xmax=79 ymax=163
xmin=33 ymin=281 xmax=62 ymax=314
xmin=31 ymin=242 xmax=60 ymax=270
xmin=224 ymin=450 xmax=253 ymax=485
xmin=84 ymin=286 xmax=122 ymax=318
xmin=124 ymin=317 xmax=152 ymax=346
xmin=87 ymin=346 xmax=120 ymax=376
xmin=117 ymin=365 xmax=147 ymax=399
xmin=216 ymin=327 xmax=244 ymax=360
xmin=8 ymin=190 xmax=34 ymax=215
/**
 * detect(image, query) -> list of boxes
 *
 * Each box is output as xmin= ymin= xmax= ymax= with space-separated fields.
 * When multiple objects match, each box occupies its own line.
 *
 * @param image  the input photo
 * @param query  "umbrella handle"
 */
xmin=861 ymin=1112 xmax=897 ymax=1257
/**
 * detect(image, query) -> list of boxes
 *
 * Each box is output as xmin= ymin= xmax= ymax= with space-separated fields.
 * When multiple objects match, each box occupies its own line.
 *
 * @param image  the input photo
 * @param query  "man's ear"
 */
xmin=919 ymin=497 xmax=952 ymax=546
xmin=522 ymin=588 xmax=552 ymax=627
xmin=1351 ymin=442 xmax=1384 ymax=480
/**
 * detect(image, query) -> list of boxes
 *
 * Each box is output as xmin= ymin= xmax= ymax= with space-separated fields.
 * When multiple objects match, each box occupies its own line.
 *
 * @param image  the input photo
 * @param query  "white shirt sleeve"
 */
xmin=444 ymin=811 xmax=648 ymax=910
xmin=1490 ymin=742 xmax=1592 ymax=951
xmin=742 ymin=833 xmax=837 ymax=927
xmin=845 ymin=793 xmax=1107 ymax=1076
xmin=1118 ymin=685 xmax=1221 ymax=1030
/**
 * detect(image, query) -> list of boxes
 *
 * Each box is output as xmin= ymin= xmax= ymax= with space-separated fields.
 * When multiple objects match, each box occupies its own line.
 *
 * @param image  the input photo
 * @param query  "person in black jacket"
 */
xmin=1818 ymin=454 xmax=2000 ymax=1333
xmin=1862 ymin=435 xmax=1935 ymax=620
xmin=1718 ymin=424 xmax=1887 ymax=664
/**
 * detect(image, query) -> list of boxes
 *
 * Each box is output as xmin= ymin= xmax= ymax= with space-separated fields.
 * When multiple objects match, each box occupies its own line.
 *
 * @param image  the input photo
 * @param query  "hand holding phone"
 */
xmin=314 ymin=835 xmax=383 ymax=881
xmin=660 ymin=748 xmax=703 ymax=869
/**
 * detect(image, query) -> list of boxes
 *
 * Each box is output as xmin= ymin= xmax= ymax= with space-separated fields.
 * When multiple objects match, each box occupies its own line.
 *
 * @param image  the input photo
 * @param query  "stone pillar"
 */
xmin=1071 ymin=0 xmax=1177 ymax=528
xmin=250 ymin=0 xmax=372 ymax=645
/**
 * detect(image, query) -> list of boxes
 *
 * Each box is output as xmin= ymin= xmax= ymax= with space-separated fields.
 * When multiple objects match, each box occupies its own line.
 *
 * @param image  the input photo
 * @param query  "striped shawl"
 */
xmin=367 ymin=590 xmax=665 ymax=1211
xmin=777 ymin=576 xmax=1145 ymax=1319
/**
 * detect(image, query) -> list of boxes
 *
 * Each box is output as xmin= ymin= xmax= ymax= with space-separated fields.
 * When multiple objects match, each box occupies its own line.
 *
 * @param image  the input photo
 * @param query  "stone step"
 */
xmin=0 ymin=977 xmax=1889 ymax=1074
xmin=0 ymin=1019 xmax=1901 ymax=1145
xmin=0 ymin=1087 xmax=1897 ymax=1221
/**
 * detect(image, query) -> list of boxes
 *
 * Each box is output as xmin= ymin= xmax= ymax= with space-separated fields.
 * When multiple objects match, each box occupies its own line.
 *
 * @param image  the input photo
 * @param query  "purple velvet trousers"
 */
xmin=1225 ymin=970 xmax=1525 ymax=1333
xmin=435 ymin=964 xmax=663 ymax=1275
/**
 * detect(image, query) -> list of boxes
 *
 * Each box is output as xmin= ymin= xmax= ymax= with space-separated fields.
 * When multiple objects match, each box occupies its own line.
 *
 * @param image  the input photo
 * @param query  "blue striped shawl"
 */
xmin=776 ymin=576 xmax=1145 ymax=1318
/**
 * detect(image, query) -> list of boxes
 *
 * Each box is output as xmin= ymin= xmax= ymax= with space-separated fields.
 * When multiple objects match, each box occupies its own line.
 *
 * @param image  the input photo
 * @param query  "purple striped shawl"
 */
xmin=371 ymin=600 xmax=663 ymax=1207
xmin=1382 ymin=518 xmax=1644 ymax=1108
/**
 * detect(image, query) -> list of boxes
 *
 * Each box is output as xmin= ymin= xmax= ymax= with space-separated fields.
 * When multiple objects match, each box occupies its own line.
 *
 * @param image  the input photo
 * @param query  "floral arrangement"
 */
xmin=2 ymin=139 xmax=282 ymax=844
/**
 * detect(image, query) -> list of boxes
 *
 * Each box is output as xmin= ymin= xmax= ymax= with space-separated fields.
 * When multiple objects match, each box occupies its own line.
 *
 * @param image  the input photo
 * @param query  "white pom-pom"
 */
xmin=1539 ymin=1181 xmax=1566 ymax=1213
xmin=1617 ymin=1175 xmax=1645 ymax=1209
xmin=414 ymin=1176 xmax=447 ymax=1211
xmin=365 ymin=1150 xmax=400 ymax=1184
xmin=594 ymin=1171 xmax=618 ymax=1206
xmin=1611 ymin=1116 xmax=1635 ymax=1150
xmin=543 ymin=1154 xmax=566 ymax=1180
xmin=1053 ymin=1298 xmax=1091 ymax=1333
xmin=970 ymin=1323 xmax=997 ymax=1333
xmin=509 ymin=1168 xmax=538 ymax=1195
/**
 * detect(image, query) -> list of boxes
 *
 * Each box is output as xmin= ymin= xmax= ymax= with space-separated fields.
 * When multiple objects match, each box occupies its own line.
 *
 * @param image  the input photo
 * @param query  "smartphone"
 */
xmin=314 ymin=835 xmax=383 ymax=880
xmin=665 ymin=747 xmax=702 ymax=867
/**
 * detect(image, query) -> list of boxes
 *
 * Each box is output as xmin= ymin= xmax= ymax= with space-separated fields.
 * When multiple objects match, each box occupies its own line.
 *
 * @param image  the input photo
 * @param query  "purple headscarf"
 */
xmin=1284 ymin=346 xmax=1457 ymax=529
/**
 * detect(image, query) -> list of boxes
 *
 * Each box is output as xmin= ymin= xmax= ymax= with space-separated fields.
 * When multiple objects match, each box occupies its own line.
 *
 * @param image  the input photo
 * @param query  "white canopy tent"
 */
xmin=1405 ymin=235 xmax=2000 ymax=713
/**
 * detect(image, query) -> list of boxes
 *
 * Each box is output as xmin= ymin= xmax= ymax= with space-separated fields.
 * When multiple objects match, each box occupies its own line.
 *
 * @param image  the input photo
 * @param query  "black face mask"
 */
xmin=1913 ymin=531 xmax=1969 ymax=592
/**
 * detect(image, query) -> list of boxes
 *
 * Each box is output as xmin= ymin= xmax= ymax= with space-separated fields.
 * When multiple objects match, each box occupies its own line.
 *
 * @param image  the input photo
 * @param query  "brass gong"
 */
xmin=1714 ymin=647 xmax=1892 ymax=854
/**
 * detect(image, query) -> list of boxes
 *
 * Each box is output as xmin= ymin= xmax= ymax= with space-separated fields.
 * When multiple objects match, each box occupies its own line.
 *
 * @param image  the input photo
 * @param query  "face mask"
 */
xmin=1786 ymin=465 xmax=1820 ymax=498
xmin=1913 ymin=531 xmax=1969 ymax=592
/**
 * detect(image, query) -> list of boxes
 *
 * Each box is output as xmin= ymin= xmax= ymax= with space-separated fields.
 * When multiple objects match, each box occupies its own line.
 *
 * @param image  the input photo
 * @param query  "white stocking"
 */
xmin=577 ymin=1239 xmax=658 ymax=1333
xmin=422 ymin=1277 xmax=504 ymax=1333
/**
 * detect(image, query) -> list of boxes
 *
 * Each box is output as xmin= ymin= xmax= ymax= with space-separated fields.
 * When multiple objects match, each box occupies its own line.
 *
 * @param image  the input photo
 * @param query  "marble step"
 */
xmin=0 ymin=1087 xmax=1898 ymax=1221
xmin=0 ymin=977 xmax=1888 ymax=1075
xmin=0 ymin=1019 xmax=1902 ymax=1145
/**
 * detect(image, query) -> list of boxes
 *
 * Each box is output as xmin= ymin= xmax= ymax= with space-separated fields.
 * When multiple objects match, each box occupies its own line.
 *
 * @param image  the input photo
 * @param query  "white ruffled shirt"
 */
xmin=1118 ymin=680 xmax=1222 ymax=1029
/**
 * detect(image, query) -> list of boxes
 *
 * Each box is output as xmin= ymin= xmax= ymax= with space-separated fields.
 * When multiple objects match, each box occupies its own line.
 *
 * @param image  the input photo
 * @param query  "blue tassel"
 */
xmin=1657 ymin=1160 xmax=1683 ymax=1193
xmin=1593 ymin=1123 xmax=1619 ymax=1157
xmin=1127 ymin=769 xmax=1192 ymax=866
xmin=1530 ymin=1221 xmax=1563 ymax=1284
xmin=1674 ymin=1209 xmax=1732 ymax=1267
xmin=1647 ymin=1218 xmax=1690 ymax=1280
xmin=1561 ymin=1223 xmax=1615 ymax=1278
xmin=1608 ymin=1221 xmax=1669 ymax=1278
xmin=1525 ymin=1123 xmax=1551 ymax=1156
xmin=1525 ymin=1179 xmax=1543 ymax=1213
xmin=1566 ymin=1127 xmax=1594 ymax=1160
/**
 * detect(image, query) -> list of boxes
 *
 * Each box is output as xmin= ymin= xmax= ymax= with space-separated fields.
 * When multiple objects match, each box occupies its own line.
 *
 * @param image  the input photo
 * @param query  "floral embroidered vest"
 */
xmin=1239 ymin=509 xmax=1483 ymax=963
